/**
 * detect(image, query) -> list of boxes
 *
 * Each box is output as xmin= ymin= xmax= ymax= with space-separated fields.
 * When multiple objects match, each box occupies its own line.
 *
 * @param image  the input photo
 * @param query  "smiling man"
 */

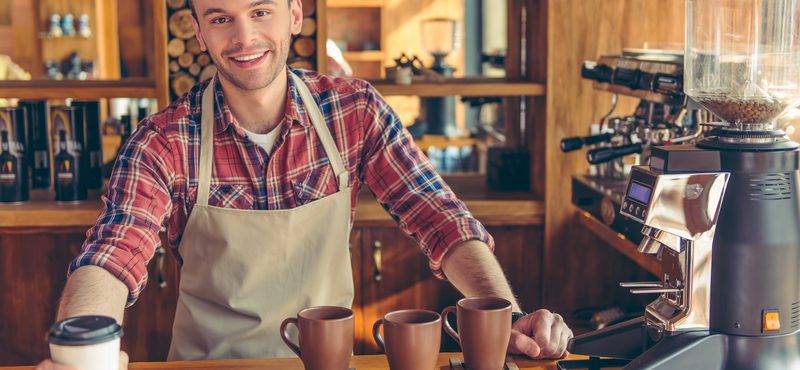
xmin=36 ymin=0 xmax=571 ymax=367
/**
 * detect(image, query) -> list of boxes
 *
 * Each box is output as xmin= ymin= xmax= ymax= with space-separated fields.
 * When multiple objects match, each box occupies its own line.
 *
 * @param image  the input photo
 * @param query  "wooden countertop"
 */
xmin=4 ymin=354 xmax=584 ymax=369
xmin=0 ymin=175 xmax=543 ymax=229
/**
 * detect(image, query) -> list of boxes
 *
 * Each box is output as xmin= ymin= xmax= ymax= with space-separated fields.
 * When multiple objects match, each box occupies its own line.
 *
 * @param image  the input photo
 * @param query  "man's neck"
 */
xmin=217 ymin=68 xmax=288 ymax=134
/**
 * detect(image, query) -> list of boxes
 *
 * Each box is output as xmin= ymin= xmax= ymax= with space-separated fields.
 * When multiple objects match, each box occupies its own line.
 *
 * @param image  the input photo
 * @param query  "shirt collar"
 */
xmin=206 ymin=68 xmax=310 ymax=136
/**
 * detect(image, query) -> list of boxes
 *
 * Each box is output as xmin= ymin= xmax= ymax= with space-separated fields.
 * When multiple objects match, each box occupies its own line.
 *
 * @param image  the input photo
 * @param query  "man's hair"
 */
xmin=188 ymin=0 xmax=293 ymax=19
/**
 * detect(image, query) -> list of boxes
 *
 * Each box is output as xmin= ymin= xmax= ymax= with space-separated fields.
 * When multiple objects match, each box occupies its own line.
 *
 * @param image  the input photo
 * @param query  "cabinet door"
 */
xmin=0 ymin=228 xmax=83 ymax=366
xmin=0 ymin=229 xmax=181 ymax=365
xmin=358 ymin=227 xmax=463 ymax=354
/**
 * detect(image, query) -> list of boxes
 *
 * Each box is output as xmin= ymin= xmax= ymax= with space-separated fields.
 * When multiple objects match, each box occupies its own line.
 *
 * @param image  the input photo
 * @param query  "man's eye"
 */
xmin=211 ymin=17 xmax=231 ymax=24
xmin=254 ymin=10 xmax=270 ymax=17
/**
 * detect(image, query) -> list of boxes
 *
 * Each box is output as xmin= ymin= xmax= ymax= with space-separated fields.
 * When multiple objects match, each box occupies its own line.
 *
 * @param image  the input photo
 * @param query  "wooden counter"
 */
xmin=4 ymin=354 xmax=584 ymax=370
xmin=0 ymin=174 xmax=544 ymax=229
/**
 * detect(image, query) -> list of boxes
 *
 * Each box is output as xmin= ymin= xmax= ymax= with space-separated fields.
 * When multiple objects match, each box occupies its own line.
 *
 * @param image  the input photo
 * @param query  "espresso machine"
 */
xmin=566 ymin=50 xmax=710 ymax=243
xmin=564 ymin=1 xmax=800 ymax=369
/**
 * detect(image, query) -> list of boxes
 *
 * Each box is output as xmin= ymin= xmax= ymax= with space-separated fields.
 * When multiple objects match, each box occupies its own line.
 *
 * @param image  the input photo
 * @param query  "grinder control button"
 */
xmin=763 ymin=310 xmax=781 ymax=332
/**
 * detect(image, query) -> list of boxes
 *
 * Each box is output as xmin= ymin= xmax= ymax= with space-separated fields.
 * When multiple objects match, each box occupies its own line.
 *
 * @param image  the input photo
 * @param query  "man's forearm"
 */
xmin=441 ymin=240 xmax=522 ymax=312
xmin=57 ymin=265 xmax=128 ymax=324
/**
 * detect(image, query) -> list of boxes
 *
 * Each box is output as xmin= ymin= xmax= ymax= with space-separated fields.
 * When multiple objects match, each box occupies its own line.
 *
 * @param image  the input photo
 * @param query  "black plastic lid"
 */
xmin=48 ymin=316 xmax=123 ymax=346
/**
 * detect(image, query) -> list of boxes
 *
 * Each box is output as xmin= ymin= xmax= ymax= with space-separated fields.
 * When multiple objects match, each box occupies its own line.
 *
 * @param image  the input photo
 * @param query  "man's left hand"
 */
xmin=508 ymin=309 xmax=573 ymax=359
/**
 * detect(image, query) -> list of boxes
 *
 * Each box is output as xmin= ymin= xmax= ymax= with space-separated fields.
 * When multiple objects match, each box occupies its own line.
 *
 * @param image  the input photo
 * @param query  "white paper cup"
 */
xmin=48 ymin=316 xmax=123 ymax=370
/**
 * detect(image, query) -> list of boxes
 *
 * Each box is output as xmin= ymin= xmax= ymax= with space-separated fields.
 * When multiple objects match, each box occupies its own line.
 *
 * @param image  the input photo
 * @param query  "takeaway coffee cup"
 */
xmin=280 ymin=306 xmax=354 ymax=370
xmin=48 ymin=315 xmax=123 ymax=370
xmin=373 ymin=309 xmax=441 ymax=370
xmin=442 ymin=297 xmax=512 ymax=370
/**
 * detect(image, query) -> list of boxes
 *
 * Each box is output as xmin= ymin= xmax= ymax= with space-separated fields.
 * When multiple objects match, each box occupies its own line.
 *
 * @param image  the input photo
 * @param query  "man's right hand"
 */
xmin=35 ymin=351 xmax=129 ymax=370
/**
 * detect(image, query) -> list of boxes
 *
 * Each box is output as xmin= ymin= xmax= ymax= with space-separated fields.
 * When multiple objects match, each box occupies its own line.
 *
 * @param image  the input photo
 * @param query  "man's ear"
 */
xmin=191 ymin=17 xmax=208 ymax=51
xmin=290 ymin=0 xmax=303 ymax=36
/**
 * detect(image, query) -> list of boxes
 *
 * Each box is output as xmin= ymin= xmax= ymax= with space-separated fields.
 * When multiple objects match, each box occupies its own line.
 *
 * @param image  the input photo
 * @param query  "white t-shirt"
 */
xmin=240 ymin=126 xmax=281 ymax=154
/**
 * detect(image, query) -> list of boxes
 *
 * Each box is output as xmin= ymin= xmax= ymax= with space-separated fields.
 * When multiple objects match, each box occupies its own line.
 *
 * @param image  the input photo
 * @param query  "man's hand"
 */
xmin=35 ymin=351 xmax=129 ymax=370
xmin=508 ymin=309 xmax=573 ymax=359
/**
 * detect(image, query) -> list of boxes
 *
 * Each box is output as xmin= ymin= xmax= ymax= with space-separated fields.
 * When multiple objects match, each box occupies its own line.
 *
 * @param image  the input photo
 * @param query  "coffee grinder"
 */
xmin=563 ymin=1 xmax=800 ymax=369
xmin=421 ymin=18 xmax=458 ymax=137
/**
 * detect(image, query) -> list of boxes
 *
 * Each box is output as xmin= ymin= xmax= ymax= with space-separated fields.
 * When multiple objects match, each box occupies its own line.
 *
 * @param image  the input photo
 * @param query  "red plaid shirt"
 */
xmin=69 ymin=69 xmax=494 ymax=306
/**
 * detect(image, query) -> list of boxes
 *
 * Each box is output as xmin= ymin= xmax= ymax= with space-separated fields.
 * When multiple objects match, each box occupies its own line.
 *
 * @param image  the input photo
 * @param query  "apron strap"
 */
xmin=197 ymin=78 xmax=216 ymax=207
xmin=290 ymin=73 xmax=349 ymax=190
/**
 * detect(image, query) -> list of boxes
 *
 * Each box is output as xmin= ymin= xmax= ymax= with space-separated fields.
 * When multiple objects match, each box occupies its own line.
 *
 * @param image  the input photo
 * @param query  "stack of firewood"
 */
xmin=166 ymin=0 xmax=319 ymax=100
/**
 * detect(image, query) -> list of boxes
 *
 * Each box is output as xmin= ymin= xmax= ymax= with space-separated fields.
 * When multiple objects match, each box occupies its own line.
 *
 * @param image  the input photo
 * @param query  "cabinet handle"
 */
xmin=373 ymin=241 xmax=382 ymax=282
xmin=155 ymin=245 xmax=167 ymax=289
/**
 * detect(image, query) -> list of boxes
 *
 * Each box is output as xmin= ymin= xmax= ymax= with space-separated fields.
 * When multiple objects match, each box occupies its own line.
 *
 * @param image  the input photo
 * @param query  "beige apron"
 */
xmin=167 ymin=73 xmax=355 ymax=360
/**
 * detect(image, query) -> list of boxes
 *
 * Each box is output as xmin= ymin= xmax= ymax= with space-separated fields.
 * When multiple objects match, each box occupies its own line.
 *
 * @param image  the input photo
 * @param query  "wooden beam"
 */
xmin=0 ymin=79 xmax=157 ymax=99
xmin=370 ymin=80 xmax=545 ymax=97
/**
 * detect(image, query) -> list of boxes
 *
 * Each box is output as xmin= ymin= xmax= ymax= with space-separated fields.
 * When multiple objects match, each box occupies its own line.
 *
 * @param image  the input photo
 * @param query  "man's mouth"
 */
xmin=229 ymin=51 xmax=269 ymax=68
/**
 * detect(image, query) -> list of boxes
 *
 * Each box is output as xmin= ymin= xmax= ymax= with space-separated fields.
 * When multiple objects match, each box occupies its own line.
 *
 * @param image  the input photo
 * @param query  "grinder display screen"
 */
xmin=628 ymin=182 xmax=652 ymax=203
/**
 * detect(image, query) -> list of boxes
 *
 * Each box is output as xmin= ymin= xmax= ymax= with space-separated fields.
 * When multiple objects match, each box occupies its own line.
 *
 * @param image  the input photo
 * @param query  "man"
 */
xmin=38 ymin=0 xmax=572 ymax=368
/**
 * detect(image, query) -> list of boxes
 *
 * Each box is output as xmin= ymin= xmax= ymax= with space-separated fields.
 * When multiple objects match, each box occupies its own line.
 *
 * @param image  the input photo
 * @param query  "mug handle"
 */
xmin=441 ymin=306 xmax=461 ymax=346
xmin=372 ymin=318 xmax=386 ymax=352
xmin=280 ymin=317 xmax=301 ymax=357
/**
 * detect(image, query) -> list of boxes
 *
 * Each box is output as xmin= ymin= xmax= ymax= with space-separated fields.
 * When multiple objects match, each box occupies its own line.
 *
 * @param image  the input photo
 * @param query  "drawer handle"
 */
xmin=373 ymin=241 xmax=382 ymax=282
xmin=155 ymin=246 xmax=167 ymax=289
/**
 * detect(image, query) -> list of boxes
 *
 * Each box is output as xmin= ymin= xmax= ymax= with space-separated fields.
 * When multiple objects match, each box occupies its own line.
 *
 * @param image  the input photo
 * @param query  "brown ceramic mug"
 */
xmin=280 ymin=306 xmax=354 ymax=370
xmin=442 ymin=297 xmax=512 ymax=370
xmin=372 ymin=309 xmax=442 ymax=370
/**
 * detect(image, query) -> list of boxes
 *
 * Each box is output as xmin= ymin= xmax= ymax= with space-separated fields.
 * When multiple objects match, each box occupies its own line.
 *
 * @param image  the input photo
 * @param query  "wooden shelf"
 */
xmin=577 ymin=210 xmax=662 ymax=276
xmin=342 ymin=51 xmax=384 ymax=62
xmin=327 ymin=0 xmax=385 ymax=8
xmin=414 ymin=135 xmax=477 ymax=152
xmin=0 ymin=79 xmax=158 ymax=100
xmin=370 ymin=78 xmax=546 ymax=97
xmin=0 ymin=175 xmax=543 ymax=229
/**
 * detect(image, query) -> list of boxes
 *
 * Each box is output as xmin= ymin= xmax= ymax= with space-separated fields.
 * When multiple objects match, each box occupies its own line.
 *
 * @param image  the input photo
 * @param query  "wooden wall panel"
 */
xmin=543 ymin=0 xmax=685 ymax=312
xmin=118 ymin=0 xmax=147 ymax=77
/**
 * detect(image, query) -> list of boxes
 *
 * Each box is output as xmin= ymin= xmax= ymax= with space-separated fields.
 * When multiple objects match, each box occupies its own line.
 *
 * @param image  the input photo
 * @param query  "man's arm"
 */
xmin=441 ymin=240 xmax=520 ymax=311
xmin=56 ymin=266 xmax=128 ymax=324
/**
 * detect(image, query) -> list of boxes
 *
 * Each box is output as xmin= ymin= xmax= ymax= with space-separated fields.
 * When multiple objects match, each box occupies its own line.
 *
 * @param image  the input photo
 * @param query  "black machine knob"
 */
xmin=586 ymin=143 xmax=643 ymax=164
xmin=581 ymin=61 xmax=614 ymax=83
xmin=560 ymin=133 xmax=614 ymax=152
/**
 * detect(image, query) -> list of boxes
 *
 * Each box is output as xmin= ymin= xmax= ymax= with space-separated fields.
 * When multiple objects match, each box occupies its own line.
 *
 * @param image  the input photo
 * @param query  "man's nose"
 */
xmin=230 ymin=18 xmax=259 ymax=49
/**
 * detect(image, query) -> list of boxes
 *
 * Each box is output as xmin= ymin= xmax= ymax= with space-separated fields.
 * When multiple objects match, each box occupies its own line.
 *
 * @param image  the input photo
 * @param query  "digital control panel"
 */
xmin=622 ymin=166 xmax=657 ymax=222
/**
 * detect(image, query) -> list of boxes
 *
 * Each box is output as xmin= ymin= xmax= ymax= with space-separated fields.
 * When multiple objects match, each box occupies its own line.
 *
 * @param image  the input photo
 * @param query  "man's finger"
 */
xmin=508 ymin=330 xmax=541 ymax=358
xmin=556 ymin=330 xmax=571 ymax=358
xmin=531 ymin=314 xmax=552 ymax=345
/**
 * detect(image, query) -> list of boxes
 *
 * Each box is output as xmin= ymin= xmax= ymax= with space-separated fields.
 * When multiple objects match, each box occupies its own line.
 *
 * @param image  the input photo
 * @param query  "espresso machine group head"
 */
xmin=564 ymin=1 xmax=800 ymax=369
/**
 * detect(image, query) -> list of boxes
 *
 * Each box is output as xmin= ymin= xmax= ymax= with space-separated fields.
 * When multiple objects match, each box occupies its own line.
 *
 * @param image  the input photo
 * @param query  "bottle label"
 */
xmin=0 ymin=160 xmax=15 ymax=185
xmin=57 ymin=172 xmax=74 ymax=183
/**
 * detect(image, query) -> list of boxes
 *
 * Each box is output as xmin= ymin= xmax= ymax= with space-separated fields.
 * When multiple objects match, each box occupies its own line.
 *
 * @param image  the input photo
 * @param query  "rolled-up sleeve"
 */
xmin=68 ymin=120 xmax=175 ymax=307
xmin=359 ymin=83 xmax=494 ymax=278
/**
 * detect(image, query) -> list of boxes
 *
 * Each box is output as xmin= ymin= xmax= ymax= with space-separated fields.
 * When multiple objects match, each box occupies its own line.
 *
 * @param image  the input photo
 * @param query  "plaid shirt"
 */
xmin=69 ymin=69 xmax=494 ymax=306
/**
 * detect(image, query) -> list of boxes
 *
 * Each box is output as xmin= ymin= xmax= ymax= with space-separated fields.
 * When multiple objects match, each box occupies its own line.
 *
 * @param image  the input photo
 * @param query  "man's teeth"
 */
xmin=234 ymin=53 xmax=264 ymax=62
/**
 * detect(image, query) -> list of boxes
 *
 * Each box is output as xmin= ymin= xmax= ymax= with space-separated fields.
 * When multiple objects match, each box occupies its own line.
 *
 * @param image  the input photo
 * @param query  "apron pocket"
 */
xmin=208 ymin=184 xmax=255 ymax=209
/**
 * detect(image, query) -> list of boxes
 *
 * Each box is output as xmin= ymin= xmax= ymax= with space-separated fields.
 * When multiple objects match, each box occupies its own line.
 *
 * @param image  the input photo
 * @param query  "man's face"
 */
xmin=191 ymin=0 xmax=303 ymax=91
